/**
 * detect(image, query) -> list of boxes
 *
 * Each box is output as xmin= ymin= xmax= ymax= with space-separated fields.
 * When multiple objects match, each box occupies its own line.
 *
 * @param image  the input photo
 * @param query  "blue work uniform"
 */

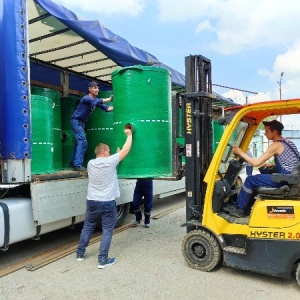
xmin=237 ymin=139 xmax=299 ymax=210
xmin=132 ymin=179 xmax=153 ymax=225
xmin=70 ymin=95 xmax=109 ymax=168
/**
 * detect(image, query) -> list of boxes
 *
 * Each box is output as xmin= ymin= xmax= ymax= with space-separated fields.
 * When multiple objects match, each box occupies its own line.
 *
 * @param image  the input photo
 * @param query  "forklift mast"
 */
xmin=183 ymin=55 xmax=216 ymax=232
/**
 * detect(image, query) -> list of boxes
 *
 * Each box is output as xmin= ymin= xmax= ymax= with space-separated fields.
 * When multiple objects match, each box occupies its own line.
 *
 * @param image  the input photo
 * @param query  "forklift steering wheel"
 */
xmin=237 ymin=156 xmax=245 ymax=164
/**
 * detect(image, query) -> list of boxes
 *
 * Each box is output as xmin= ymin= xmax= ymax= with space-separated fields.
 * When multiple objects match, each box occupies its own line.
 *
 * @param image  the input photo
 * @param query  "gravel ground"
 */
xmin=1 ymin=206 xmax=300 ymax=300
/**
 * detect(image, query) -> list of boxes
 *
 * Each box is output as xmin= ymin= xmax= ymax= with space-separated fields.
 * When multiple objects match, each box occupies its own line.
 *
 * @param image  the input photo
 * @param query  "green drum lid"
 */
xmin=111 ymin=65 xmax=170 ymax=77
xmin=31 ymin=86 xmax=62 ymax=127
xmin=31 ymin=86 xmax=61 ymax=100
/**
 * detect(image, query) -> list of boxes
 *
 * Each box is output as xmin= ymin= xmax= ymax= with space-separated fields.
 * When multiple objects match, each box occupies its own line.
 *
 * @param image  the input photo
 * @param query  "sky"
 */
xmin=53 ymin=0 xmax=300 ymax=127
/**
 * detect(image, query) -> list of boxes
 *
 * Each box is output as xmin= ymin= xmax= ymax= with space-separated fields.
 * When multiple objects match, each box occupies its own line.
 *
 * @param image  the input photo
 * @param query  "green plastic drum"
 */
xmin=178 ymin=107 xmax=186 ymax=165
xmin=61 ymin=130 xmax=77 ymax=168
xmin=61 ymin=96 xmax=80 ymax=128
xmin=112 ymin=65 xmax=172 ymax=178
xmin=61 ymin=96 xmax=80 ymax=168
xmin=212 ymin=120 xmax=224 ymax=153
xmin=86 ymin=91 xmax=114 ymax=164
xmin=31 ymin=87 xmax=62 ymax=171
xmin=31 ymin=95 xmax=54 ymax=174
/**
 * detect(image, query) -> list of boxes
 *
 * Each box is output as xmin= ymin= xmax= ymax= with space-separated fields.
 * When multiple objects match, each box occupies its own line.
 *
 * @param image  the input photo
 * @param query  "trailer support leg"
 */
xmin=0 ymin=202 xmax=10 ymax=251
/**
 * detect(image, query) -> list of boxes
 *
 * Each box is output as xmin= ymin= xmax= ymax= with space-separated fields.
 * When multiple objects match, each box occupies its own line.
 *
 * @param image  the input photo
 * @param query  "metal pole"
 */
xmin=279 ymin=72 xmax=284 ymax=122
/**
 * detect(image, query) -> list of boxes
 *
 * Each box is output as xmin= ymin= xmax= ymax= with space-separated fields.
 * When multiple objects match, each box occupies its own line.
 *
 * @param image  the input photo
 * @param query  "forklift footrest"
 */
xmin=224 ymin=246 xmax=246 ymax=254
xmin=181 ymin=220 xmax=202 ymax=227
xmin=218 ymin=212 xmax=250 ymax=225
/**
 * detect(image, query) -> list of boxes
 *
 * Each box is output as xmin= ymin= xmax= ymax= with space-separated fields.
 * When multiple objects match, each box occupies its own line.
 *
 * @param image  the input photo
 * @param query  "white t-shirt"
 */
xmin=87 ymin=153 xmax=120 ymax=201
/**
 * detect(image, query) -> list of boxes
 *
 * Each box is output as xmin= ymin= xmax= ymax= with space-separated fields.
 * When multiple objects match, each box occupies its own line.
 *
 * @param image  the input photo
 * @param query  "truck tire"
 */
xmin=115 ymin=203 xmax=130 ymax=228
xmin=182 ymin=229 xmax=222 ymax=272
xmin=96 ymin=202 xmax=130 ymax=229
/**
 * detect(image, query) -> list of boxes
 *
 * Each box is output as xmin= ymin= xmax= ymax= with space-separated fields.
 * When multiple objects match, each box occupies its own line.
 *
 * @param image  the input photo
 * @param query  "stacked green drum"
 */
xmin=61 ymin=96 xmax=80 ymax=168
xmin=31 ymin=95 xmax=54 ymax=174
xmin=31 ymin=87 xmax=62 ymax=171
xmin=212 ymin=120 xmax=224 ymax=153
xmin=177 ymin=105 xmax=186 ymax=165
xmin=112 ymin=65 xmax=172 ymax=178
xmin=86 ymin=91 xmax=114 ymax=164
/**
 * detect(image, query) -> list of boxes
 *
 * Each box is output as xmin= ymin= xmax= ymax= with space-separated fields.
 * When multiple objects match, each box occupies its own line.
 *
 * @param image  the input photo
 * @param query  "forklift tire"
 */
xmin=182 ymin=229 xmax=222 ymax=272
xmin=295 ymin=263 xmax=300 ymax=286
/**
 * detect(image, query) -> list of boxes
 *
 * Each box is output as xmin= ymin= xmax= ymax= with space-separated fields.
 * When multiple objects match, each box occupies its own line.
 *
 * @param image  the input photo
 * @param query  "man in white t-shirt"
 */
xmin=76 ymin=127 xmax=133 ymax=269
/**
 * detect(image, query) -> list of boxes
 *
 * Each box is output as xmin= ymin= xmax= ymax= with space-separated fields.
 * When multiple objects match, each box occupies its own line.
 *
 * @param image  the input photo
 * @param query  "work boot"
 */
xmin=226 ymin=204 xmax=245 ymax=218
xmin=144 ymin=221 xmax=150 ymax=228
xmin=222 ymin=202 xmax=236 ymax=213
xmin=76 ymin=254 xmax=84 ymax=262
xmin=131 ymin=220 xmax=140 ymax=227
xmin=74 ymin=166 xmax=86 ymax=171
xmin=98 ymin=258 xmax=116 ymax=269
xmin=133 ymin=211 xmax=142 ymax=223
xmin=144 ymin=215 xmax=151 ymax=228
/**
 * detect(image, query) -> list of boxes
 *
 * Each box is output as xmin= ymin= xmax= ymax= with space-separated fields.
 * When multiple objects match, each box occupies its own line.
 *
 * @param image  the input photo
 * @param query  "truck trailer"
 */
xmin=0 ymin=0 xmax=187 ymax=250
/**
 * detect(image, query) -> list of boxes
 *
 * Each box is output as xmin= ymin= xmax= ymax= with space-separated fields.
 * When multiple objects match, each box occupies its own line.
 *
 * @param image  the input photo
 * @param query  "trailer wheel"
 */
xmin=96 ymin=202 xmax=130 ymax=229
xmin=295 ymin=263 xmax=300 ymax=286
xmin=182 ymin=229 xmax=222 ymax=272
xmin=115 ymin=203 xmax=130 ymax=228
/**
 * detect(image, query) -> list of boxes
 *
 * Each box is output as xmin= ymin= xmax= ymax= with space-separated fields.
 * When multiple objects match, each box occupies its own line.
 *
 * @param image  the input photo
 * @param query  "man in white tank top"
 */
xmin=224 ymin=119 xmax=299 ymax=218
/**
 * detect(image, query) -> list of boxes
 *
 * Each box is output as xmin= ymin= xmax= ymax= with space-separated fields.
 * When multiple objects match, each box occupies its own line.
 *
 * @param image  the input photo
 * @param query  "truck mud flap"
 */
xmin=0 ymin=202 xmax=10 ymax=250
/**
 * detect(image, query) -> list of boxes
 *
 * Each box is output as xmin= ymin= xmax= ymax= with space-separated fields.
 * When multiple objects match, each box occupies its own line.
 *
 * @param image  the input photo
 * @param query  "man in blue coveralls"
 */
xmin=70 ymin=81 xmax=113 ymax=171
xmin=131 ymin=179 xmax=153 ymax=228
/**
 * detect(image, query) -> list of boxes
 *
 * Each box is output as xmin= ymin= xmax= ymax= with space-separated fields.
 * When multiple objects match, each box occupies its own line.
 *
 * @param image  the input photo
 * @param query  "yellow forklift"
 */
xmin=181 ymin=55 xmax=300 ymax=285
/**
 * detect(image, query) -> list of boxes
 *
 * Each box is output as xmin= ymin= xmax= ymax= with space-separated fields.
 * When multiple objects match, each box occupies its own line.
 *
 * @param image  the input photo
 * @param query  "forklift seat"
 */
xmin=257 ymin=161 xmax=300 ymax=198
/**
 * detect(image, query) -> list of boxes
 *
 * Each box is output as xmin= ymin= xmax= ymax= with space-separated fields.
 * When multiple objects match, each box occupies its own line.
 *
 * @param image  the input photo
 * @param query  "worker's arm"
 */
xmin=102 ymin=94 xmax=113 ymax=103
xmin=118 ymin=128 xmax=133 ymax=161
xmin=232 ymin=142 xmax=282 ymax=167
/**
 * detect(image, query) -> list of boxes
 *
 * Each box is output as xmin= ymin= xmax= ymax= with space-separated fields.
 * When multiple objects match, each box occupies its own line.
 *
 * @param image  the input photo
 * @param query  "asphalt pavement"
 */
xmin=1 ymin=195 xmax=300 ymax=300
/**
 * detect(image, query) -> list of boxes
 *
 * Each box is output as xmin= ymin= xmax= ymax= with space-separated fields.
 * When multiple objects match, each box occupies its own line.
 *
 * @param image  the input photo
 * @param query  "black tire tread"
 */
xmin=181 ymin=229 xmax=222 ymax=272
xmin=295 ymin=263 xmax=300 ymax=286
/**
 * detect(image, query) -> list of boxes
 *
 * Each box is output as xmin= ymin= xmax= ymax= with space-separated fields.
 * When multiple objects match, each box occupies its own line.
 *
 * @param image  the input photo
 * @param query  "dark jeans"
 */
xmin=77 ymin=200 xmax=117 ymax=262
xmin=70 ymin=118 xmax=87 ymax=167
xmin=132 ymin=179 xmax=153 ymax=223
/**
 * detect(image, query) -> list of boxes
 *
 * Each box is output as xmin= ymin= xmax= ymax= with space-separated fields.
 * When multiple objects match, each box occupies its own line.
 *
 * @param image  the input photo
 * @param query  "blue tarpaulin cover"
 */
xmin=34 ymin=0 xmax=185 ymax=88
xmin=0 ymin=0 xmax=235 ymax=159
